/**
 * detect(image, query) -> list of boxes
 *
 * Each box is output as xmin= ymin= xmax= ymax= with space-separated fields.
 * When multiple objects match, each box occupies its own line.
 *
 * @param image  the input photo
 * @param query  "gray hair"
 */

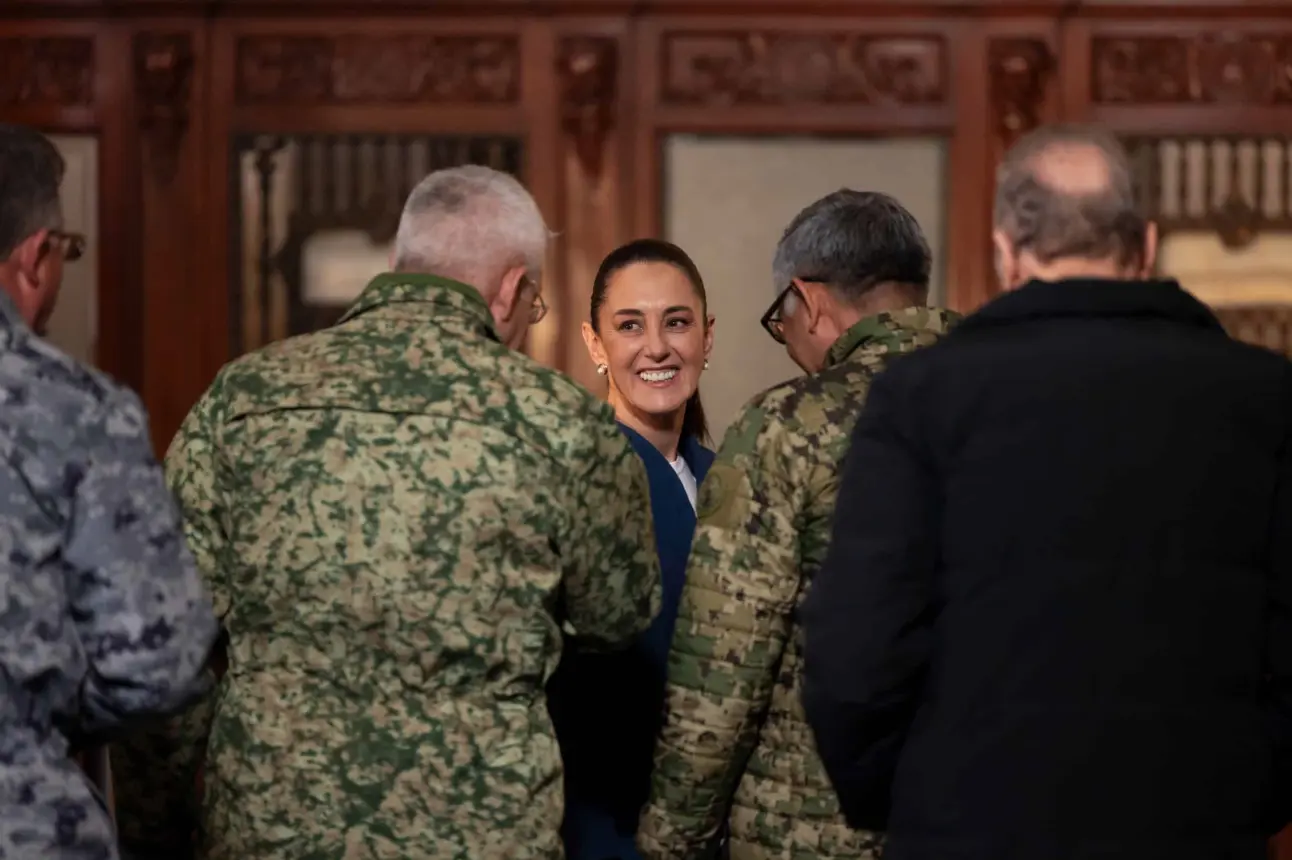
xmin=994 ymin=123 xmax=1146 ymax=267
xmin=0 ymin=123 xmax=64 ymax=259
xmin=393 ymin=165 xmax=548 ymax=285
xmin=772 ymin=189 xmax=931 ymax=302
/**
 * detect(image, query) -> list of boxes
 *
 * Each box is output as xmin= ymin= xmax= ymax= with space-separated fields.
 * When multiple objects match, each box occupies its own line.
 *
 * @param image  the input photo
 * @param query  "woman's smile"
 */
xmin=638 ymin=367 xmax=679 ymax=385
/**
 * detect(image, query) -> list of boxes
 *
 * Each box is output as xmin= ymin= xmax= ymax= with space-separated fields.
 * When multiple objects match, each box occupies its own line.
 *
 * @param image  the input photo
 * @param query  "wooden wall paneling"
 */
xmin=958 ymin=19 xmax=1060 ymax=310
xmin=944 ymin=19 xmax=989 ymax=313
xmin=226 ymin=20 xmax=527 ymax=135
xmin=134 ymin=21 xmax=210 ymax=454
xmin=519 ymin=18 xmax=561 ymax=372
xmin=630 ymin=15 xmax=960 ymax=308
xmin=92 ymin=24 xmax=141 ymax=394
xmin=0 ymin=20 xmax=144 ymax=397
xmin=0 ymin=26 xmax=98 ymax=131
xmin=1066 ymin=16 xmax=1292 ymax=135
xmin=553 ymin=20 xmax=629 ymax=390
xmin=202 ymin=17 xmax=237 ymax=449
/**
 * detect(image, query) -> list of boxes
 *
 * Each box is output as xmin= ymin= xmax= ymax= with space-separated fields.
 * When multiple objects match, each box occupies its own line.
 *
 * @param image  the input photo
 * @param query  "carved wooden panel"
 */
xmin=989 ymin=38 xmax=1053 ymax=151
xmin=557 ymin=36 xmax=618 ymax=180
xmin=1127 ymin=137 xmax=1292 ymax=249
xmin=134 ymin=33 xmax=194 ymax=183
xmin=1214 ymin=306 xmax=1292 ymax=358
xmin=0 ymin=37 xmax=94 ymax=106
xmin=1093 ymin=34 xmax=1292 ymax=105
xmin=235 ymin=35 xmax=521 ymax=105
xmin=660 ymin=32 xmax=946 ymax=106
xmin=231 ymin=133 xmax=524 ymax=355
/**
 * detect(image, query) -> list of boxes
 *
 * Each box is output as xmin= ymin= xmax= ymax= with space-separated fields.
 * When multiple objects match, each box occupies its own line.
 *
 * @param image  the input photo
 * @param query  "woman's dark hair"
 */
xmin=590 ymin=238 xmax=710 ymax=445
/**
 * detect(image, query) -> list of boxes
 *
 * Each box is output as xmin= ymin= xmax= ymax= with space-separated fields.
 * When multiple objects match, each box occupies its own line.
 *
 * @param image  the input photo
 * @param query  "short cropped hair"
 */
xmin=772 ymin=189 xmax=931 ymax=302
xmin=0 ymin=123 xmax=64 ymax=259
xmin=393 ymin=165 xmax=548 ymax=283
xmin=994 ymin=123 xmax=1146 ymax=267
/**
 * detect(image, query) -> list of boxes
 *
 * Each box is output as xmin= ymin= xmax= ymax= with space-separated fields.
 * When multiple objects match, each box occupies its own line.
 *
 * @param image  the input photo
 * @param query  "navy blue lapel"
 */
xmin=617 ymin=423 xmax=694 ymax=528
xmin=679 ymin=433 xmax=715 ymax=486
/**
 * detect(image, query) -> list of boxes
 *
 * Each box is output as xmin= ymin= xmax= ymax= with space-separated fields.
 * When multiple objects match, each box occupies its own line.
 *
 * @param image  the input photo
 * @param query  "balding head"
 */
xmin=391 ymin=165 xmax=549 ymax=350
xmin=993 ymin=123 xmax=1156 ymax=289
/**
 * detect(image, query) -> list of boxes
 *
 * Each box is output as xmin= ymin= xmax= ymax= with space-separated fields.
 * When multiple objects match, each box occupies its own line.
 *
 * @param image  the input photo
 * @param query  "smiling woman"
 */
xmin=582 ymin=239 xmax=714 ymax=460
xmin=548 ymin=238 xmax=718 ymax=860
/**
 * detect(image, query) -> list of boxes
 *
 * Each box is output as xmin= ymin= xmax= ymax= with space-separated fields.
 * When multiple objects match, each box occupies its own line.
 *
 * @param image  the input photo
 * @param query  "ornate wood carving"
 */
xmin=661 ymin=32 xmax=946 ymax=106
xmin=989 ymin=38 xmax=1053 ymax=150
xmin=1214 ymin=305 xmax=1292 ymax=358
xmin=1093 ymin=35 xmax=1292 ymax=105
xmin=557 ymin=37 xmax=618 ymax=180
xmin=134 ymin=34 xmax=195 ymax=183
xmin=0 ymin=38 xmax=94 ymax=106
xmin=235 ymin=35 xmax=520 ymax=104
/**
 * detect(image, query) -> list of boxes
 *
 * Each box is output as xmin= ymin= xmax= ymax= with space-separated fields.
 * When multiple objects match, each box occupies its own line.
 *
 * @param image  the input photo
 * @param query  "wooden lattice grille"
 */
xmin=1213 ymin=305 xmax=1292 ymax=358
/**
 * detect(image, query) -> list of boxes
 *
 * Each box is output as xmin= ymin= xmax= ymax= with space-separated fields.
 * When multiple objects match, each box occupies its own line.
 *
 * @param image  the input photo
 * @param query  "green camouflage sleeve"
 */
xmin=559 ymin=411 xmax=661 ymax=647
xmin=113 ymin=383 xmax=230 ymax=859
xmin=638 ymin=398 xmax=803 ymax=859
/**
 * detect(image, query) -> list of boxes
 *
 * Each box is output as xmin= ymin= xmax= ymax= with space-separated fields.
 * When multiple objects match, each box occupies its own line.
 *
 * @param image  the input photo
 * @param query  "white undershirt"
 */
xmin=671 ymin=455 xmax=698 ymax=511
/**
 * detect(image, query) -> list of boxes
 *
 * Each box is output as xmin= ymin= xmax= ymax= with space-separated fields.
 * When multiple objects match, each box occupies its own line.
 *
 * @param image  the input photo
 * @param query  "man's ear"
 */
xmin=794 ymin=278 xmax=827 ymax=334
xmin=13 ymin=230 xmax=49 ymax=286
xmin=491 ymin=265 xmax=528 ymax=324
xmin=992 ymin=229 xmax=1021 ymax=291
xmin=1140 ymin=221 xmax=1159 ymax=277
xmin=581 ymin=320 xmax=606 ymax=368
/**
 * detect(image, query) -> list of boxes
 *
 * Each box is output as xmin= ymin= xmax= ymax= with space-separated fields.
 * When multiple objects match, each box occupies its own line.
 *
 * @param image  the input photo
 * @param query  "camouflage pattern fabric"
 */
xmin=0 ymin=292 xmax=218 ymax=860
xmin=638 ymin=308 xmax=959 ymax=860
xmin=112 ymin=273 xmax=661 ymax=860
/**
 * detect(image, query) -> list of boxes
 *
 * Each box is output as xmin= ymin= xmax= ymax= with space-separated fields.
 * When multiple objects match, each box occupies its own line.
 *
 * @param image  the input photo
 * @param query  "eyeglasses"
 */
xmin=525 ymin=278 xmax=548 ymax=324
xmin=47 ymin=230 xmax=85 ymax=262
xmin=761 ymin=279 xmax=821 ymax=344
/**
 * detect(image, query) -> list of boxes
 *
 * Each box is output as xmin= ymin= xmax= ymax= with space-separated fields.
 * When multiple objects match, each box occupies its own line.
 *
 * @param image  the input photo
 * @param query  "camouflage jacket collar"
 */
xmin=339 ymin=272 xmax=500 ymax=341
xmin=824 ymin=306 xmax=961 ymax=368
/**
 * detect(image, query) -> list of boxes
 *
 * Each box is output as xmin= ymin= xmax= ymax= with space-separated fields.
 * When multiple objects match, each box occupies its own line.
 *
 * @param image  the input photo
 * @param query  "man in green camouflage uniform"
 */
xmin=112 ymin=165 xmax=662 ymax=859
xmin=638 ymin=191 xmax=959 ymax=860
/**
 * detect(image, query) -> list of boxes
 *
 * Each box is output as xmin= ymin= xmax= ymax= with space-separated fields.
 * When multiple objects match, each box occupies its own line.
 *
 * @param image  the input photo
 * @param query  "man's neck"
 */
xmin=832 ymin=282 xmax=922 ymax=333
xmin=609 ymin=391 xmax=685 ymax=462
xmin=0 ymin=269 xmax=30 ymax=328
xmin=1020 ymin=257 xmax=1143 ymax=284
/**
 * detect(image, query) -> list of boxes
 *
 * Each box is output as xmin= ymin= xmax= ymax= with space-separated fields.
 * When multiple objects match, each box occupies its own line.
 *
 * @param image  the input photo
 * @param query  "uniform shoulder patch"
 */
xmin=696 ymin=461 xmax=746 ymax=528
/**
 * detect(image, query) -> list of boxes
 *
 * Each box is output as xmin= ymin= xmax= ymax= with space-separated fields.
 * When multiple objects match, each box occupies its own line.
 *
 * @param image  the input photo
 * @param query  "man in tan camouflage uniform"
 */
xmin=637 ymin=190 xmax=959 ymax=860
xmin=112 ymin=165 xmax=662 ymax=859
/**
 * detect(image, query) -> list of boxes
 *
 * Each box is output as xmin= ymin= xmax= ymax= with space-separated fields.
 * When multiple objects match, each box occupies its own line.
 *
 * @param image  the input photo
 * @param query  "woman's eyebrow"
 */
xmin=612 ymin=305 xmax=694 ymax=317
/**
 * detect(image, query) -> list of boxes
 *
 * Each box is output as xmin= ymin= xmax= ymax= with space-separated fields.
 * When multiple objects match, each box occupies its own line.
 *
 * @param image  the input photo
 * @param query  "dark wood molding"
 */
xmin=989 ymin=37 xmax=1054 ymax=150
xmin=660 ymin=32 xmax=948 ymax=107
xmin=1093 ymin=34 xmax=1292 ymax=105
xmin=234 ymin=35 xmax=522 ymax=105
xmin=134 ymin=32 xmax=194 ymax=184
xmin=0 ymin=37 xmax=94 ymax=106
xmin=557 ymin=35 xmax=618 ymax=180
xmin=6 ymin=0 xmax=1290 ymax=20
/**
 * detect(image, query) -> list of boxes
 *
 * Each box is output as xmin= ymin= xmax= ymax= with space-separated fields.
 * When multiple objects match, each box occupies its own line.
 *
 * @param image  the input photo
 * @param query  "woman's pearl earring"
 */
xmin=596 ymin=363 xmax=608 ymax=376
xmin=703 ymin=359 xmax=710 ymax=370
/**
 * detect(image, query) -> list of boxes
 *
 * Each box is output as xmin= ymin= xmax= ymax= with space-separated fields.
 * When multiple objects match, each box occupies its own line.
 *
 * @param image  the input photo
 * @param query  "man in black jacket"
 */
xmin=801 ymin=123 xmax=1292 ymax=860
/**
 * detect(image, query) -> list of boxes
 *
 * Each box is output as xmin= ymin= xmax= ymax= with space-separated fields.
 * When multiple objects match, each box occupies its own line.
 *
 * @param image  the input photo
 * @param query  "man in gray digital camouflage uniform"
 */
xmin=113 ymin=164 xmax=662 ymax=859
xmin=0 ymin=123 xmax=219 ymax=859
xmin=639 ymin=191 xmax=959 ymax=860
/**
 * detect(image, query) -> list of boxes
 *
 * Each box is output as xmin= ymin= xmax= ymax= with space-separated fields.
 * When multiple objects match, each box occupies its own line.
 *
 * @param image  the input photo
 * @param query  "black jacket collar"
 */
xmin=958 ymin=278 xmax=1224 ymax=335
